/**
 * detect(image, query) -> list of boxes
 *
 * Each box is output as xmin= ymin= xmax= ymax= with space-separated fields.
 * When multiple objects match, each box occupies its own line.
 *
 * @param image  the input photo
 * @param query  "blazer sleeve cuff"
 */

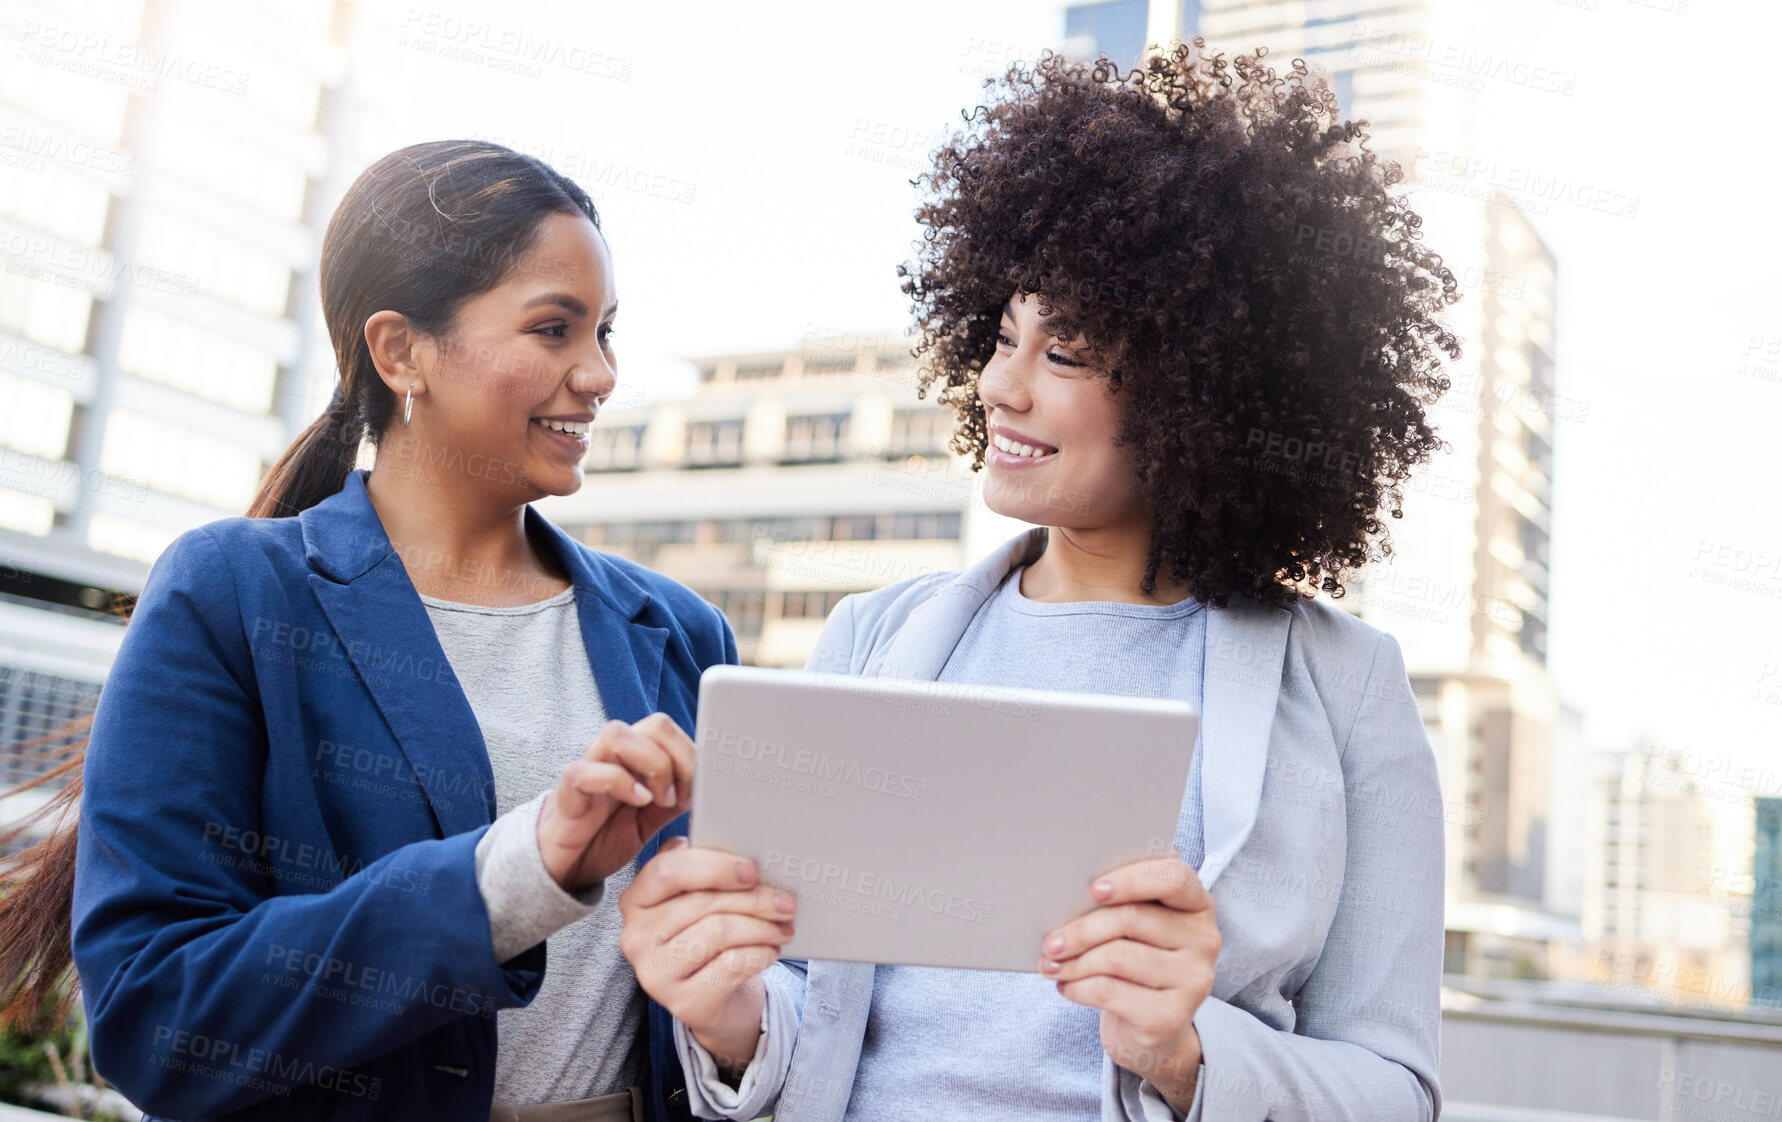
xmin=673 ymin=976 xmax=797 ymax=1120
xmin=1109 ymin=1057 xmax=1199 ymax=1121
xmin=474 ymin=792 xmax=603 ymax=963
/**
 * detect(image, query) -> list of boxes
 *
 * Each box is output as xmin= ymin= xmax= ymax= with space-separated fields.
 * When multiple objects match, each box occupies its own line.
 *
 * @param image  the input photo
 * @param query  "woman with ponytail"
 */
xmin=3 ymin=139 xmax=767 ymax=1122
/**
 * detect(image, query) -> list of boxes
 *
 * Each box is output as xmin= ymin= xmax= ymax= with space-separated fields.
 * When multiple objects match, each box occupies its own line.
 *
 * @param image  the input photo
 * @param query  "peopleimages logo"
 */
xmin=701 ymin=728 xmax=930 ymax=801
xmin=763 ymin=849 xmax=994 ymax=925
xmin=150 ymin=1026 xmax=381 ymax=1101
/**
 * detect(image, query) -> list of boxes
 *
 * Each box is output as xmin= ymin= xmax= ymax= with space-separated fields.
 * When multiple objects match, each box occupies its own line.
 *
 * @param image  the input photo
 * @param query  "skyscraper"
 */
xmin=1061 ymin=0 xmax=1150 ymax=71
xmin=1064 ymin=0 xmax=1571 ymax=975
xmin=0 ymin=0 xmax=395 ymax=817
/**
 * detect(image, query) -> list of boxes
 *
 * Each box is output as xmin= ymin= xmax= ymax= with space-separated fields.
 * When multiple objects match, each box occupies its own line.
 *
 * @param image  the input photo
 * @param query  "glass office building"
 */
xmin=0 ymin=0 xmax=394 ymax=827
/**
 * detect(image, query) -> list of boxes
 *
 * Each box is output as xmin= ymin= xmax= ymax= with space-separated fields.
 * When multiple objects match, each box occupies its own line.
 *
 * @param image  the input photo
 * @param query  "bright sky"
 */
xmin=359 ymin=0 xmax=1779 ymax=781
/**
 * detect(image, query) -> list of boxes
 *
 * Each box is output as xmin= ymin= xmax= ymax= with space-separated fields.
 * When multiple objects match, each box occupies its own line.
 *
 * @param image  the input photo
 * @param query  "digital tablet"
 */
xmin=688 ymin=665 xmax=1198 ymax=972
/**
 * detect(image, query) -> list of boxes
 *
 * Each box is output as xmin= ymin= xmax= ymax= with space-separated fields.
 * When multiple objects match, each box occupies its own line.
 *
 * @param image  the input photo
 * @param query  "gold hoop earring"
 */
xmin=403 ymin=382 xmax=414 ymax=426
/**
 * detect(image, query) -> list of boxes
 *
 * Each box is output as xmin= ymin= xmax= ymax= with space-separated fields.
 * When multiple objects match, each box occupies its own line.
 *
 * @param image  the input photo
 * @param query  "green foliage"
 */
xmin=0 ymin=998 xmax=77 ymax=1097
xmin=0 ymin=992 xmax=86 ymax=1110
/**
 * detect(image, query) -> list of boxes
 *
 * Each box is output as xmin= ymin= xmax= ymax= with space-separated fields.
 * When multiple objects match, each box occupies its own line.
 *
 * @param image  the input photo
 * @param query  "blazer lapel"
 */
xmin=528 ymin=509 xmax=669 ymax=727
xmin=299 ymin=473 xmax=671 ymax=841
xmin=793 ymin=530 xmax=1046 ymax=1112
xmin=303 ymin=475 xmax=496 ymax=838
xmin=867 ymin=528 xmax=1046 ymax=682
xmin=1196 ymin=602 xmax=1291 ymax=890
xmin=863 ymin=525 xmax=1292 ymax=892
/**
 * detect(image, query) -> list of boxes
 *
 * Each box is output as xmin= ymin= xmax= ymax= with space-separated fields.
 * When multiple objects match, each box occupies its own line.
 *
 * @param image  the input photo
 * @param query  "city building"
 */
xmin=1061 ymin=0 xmax=1151 ymax=71
xmin=535 ymin=333 xmax=1022 ymax=667
xmin=1754 ymin=797 xmax=1782 ymax=1007
xmin=1543 ymin=699 xmax=1589 ymax=921
xmin=1569 ymin=742 xmax=1754 ymax=1011
xmin=1061 ymin=0 xmax=1575 ymax=976
xmin=0 ymin=0 xmax=397 ymax=817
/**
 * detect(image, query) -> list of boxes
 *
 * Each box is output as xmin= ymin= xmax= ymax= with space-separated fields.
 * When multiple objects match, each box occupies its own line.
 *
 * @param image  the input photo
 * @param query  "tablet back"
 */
xmin=689 ymin=665 xmax=1198 ymax=972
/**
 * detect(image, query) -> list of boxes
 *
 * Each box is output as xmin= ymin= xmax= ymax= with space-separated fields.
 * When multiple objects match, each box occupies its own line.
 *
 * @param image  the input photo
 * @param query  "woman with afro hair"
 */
xmin=622 ymin=40 xmax=1460 ymax=1122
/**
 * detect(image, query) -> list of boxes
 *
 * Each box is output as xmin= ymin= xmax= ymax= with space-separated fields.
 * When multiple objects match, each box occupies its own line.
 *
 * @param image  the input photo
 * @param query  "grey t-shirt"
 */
xmin=842 ymin=565 xmax=1208 ymax=1120
xmin=422 ymin=586 xmax=645 ymax=1105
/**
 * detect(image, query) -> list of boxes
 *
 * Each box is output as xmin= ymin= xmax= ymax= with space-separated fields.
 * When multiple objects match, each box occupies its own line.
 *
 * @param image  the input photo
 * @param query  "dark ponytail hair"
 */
xmin=0 ymin=140 xmax=600 ymax=1032
xmin=250 ymin=138 xmax=601 ymax=517
xmin=0 ymin=721 xmax=88 ymax=1031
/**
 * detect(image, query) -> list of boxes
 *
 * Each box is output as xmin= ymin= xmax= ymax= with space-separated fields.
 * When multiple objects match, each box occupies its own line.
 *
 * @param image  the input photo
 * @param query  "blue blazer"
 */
xmin=72 ymin=470 xmax=731 ymax=1122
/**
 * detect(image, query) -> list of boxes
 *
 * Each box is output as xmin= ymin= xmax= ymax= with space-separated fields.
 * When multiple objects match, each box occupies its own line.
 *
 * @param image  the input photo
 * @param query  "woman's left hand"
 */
xmin=1039 ymin=851 xmax=1220 ymax=1110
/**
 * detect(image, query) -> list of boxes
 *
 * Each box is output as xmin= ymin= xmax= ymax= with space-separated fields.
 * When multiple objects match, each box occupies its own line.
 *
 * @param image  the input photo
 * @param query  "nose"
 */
xmin=568 ymin=345 xmax=618 ymax=406
xmin=977 ymin=345 xmax=1034 ymax=418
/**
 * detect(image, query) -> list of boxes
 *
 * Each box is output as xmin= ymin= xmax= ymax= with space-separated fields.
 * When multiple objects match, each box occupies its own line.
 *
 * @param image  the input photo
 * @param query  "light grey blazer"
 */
xmin=677 ymin=528 xmax=1445 ymax=1121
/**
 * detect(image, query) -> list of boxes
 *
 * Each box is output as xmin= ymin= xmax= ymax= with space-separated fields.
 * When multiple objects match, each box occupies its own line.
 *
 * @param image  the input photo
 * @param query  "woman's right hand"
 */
xmin=537 ymin=713 xmax=694 ymax=891
xmin=619 ymin=838 xmax=798 ymax=1071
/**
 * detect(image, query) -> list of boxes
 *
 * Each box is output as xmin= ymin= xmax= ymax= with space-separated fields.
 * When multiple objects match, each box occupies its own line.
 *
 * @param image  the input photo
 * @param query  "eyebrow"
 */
xmin=1001 ymin=300 xmax=1070 ymax=342
xmin=521 ymin=292 xmax=617 ymax=319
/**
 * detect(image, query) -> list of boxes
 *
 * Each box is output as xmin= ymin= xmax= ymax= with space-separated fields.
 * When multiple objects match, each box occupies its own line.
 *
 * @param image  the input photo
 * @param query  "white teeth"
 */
xmin=538 ymin=419 xmax=589 ymax=435
xmin=992 ymin=433 xmax=1053 ymax=458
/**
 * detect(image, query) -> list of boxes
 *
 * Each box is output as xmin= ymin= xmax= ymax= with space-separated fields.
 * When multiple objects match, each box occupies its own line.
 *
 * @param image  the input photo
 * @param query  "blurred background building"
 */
xmin=1569 ymin=742 xmax=1755 ymax=1008
xmin=1754 ymin=797 xmax=1782 ymax=1007
xmin=1051 ymin=5 xmax=1782 ymax=1111
xmin=535 ymin=333 xmax=1017 ymax=667
xmin=0 ymin=0 xmax=400 ymax=842
xmin=1057 ymin=0 xmax=1597 ymax=981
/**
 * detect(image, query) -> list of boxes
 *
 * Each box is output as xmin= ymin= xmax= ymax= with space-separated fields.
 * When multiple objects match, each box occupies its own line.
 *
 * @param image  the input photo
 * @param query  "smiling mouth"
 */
xmin=532 ymin=418 xmax=590 ymax=436
xmin=990 ymin=432 xmax=1058 ymax=459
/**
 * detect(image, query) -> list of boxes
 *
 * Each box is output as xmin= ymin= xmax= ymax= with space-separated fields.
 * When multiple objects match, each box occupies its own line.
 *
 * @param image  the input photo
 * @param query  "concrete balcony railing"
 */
xmin=5 ymin=975 xmax=1777 ymax=1121
xmin=1441 ymin=975 xmax=1782 ymax=1121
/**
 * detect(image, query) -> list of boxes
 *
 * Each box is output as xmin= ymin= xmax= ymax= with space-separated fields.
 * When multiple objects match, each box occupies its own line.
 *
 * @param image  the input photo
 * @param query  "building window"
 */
xmin=685 ymin=420 xmax=745 ymax=467
xmin=0 ymin=161 xmax=111 ymax=246
xmin=587 ymin=424 xmax=646 ymax=472
xmin=890 ymin=511 xmax=958 ymax=540
xmin=582 ymin=519 xmax=702 ymax=564
xmin=887 ymin=408 xmax=952 ymax=456
xmin=170 ymin=26 xmax=321 ymax=133
xmin=0 ymin=489 xmax=55 ymax=536
xmin=87 ymin=511 xmax=178 ymax=565
xmin=152 ymin=115 xmax=310 ymax=224
xmin=136 ymin=207 xmax=293 ymax=318
xmin=100 ymin=410 xmax=262 ymax=511
xmin=778 ymin=589 xmax=848 ymax=620
xmin=703 ymin=589 xmax=766 ymax=637
xmin=580 ymin=511 xmax=964 ymax=561
xmin=0 ymin=370 xmax=73 ymax=461
xmin=0 ymin=271 xmax=92 ymax=354
xmin=801 ymin=356 xmax=856 ymax=378
xmin=829 ymin=515 xmax=877 ymax=542
xmin=0 ymin=51 xmax=131 ymax=143
xmin=782 ymin=413 xmax=849 ymax=464
xmin=117 ymin=307 xmax=279 ymax=414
